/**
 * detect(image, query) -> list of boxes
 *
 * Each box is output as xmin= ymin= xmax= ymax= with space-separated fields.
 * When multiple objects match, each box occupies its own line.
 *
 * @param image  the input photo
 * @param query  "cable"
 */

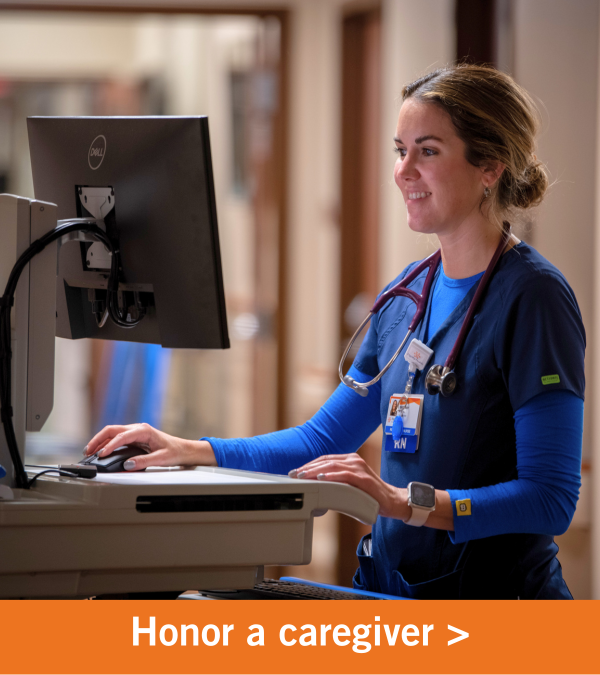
xmin=25 ymin=464 xmax=98 ymax=485
xmin=1 ymin=219 xmax=144 ymax=489
xmin=25 ymin=464 xmax=64 ymax=469
xmin=25 ymin=468 xmax=80 ymax=487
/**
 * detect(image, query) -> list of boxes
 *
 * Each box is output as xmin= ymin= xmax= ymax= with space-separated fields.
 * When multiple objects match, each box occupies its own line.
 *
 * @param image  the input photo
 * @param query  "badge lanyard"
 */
xmin=384 ymin=339 xmax=432 ymax=453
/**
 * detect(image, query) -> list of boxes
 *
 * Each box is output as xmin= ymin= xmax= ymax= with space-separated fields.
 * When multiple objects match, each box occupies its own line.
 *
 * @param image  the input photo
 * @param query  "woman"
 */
xmin=85 ymin=65 xmax=585 ymax=599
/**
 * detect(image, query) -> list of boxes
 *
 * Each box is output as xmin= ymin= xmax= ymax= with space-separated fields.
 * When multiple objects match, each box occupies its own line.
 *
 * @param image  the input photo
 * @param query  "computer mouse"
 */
xmin=82 ymin=444 xmax=150 ymax=473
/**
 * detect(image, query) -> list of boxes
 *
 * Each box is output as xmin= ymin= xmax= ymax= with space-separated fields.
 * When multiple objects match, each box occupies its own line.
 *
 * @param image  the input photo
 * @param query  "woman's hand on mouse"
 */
xmin=288 ymin=453 xmax=410 ymax=520
xmin=83 ymin=423 xmax=217 ymax=471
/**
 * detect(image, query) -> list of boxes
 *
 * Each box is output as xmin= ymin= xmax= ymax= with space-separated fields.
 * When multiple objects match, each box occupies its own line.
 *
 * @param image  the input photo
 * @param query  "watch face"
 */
xmin=410 ymin=482 xmax=435 ymax=508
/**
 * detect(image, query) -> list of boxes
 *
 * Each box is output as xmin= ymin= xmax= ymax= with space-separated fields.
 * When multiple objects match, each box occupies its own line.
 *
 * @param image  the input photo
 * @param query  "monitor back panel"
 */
xmin=28 ymin=116 xmax=229 ymax=349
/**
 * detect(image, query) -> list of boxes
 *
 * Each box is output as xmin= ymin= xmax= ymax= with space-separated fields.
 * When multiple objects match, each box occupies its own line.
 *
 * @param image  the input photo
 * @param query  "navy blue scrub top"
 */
xmin=352 ymin=242 xmax=586 ymax=599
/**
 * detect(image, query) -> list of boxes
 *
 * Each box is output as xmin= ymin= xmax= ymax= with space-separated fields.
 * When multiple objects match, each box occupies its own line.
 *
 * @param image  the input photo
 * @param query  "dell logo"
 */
xmin=88 ymin=135 xmax=107 ymax=170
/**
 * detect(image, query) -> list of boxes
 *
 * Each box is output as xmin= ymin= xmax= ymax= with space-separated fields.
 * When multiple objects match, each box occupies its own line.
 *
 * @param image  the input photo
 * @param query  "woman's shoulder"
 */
xmin=492 ymin=242 xmax=585 ymax=348
xmin=497 ymin=241 xmax=578 ymax=301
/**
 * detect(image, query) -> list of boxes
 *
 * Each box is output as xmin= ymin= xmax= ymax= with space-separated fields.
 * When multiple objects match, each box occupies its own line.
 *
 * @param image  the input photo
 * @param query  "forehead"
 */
xmin=395 ymin=98 xmax=458 ymax=141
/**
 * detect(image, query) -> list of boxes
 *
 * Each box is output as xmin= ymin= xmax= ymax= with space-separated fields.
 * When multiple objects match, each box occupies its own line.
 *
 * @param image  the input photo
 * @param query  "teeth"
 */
xmin=408 ymin=192 xmax=431 ymax=199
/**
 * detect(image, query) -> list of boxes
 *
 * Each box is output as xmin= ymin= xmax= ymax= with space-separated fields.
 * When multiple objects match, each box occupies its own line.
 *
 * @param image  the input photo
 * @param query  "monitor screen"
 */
xmin=27 ymin=116 xmax=229 ymax=350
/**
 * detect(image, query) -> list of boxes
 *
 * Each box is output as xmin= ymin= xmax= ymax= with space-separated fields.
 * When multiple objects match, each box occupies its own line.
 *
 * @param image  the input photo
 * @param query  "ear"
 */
xmin=481 ymin=161 xmax=506 ymax=188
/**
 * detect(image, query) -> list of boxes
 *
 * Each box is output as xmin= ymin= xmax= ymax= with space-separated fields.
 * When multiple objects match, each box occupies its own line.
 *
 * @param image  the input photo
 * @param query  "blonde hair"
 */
xmin=401 ymin=64 xmax=548 ymax=223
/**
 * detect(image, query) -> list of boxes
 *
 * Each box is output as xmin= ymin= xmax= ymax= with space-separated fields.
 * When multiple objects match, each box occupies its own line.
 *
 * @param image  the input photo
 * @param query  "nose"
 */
xmin=394 ymin=152 xmax=419 ymax=185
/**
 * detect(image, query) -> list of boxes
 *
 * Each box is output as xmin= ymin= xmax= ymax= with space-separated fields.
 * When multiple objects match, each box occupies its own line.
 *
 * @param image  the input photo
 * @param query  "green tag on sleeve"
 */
xmin=541 ymin=374 xmax=560 ymax=385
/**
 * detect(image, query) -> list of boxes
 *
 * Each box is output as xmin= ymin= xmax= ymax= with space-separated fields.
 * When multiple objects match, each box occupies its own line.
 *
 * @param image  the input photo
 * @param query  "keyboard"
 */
xmin=195 ymin=578 xmax=390 ymax=600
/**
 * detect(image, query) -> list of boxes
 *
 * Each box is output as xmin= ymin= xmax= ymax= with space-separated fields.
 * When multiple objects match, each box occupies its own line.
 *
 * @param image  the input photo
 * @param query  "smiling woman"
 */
xmin=398 ymin=66 xmax=547 ymax=225
xmin=85 ymin=64 xmax=586 ymax=600
xmin=393 ymin=66 xmax=547 ymax=278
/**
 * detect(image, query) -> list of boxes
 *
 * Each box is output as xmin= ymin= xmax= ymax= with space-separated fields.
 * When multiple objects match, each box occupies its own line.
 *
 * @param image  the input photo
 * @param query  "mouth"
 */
xmin=407 ymin=191 xmax=432 ymax=200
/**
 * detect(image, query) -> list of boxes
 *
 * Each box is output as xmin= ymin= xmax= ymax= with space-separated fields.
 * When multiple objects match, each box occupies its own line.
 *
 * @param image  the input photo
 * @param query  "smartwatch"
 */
xmin=405 ymin=481 xmax=436 ymax=526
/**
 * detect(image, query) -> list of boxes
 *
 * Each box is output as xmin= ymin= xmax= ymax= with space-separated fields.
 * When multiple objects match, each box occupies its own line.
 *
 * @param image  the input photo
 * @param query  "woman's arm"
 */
xmin=292 ymin=390 xmax=583 ymax=535
xmin=84 ymin=364 xmax=382 ymax=473
xmin=204 ymin=364 xmax=382 ymax=474
xmin=445 ymin=389 xmax=582 ymax=542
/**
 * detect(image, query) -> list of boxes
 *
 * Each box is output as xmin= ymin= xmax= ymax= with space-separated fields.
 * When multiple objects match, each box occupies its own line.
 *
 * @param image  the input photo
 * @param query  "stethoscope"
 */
xmin=339 ymin=222 xmax=512 ymax=398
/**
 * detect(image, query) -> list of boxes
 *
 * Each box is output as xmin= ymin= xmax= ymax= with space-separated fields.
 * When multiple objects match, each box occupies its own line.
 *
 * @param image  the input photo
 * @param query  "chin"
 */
xmin=406 ymin=216 xmax=436 ymax=235
xmin=405 ymin=201 xmax=438 ymax=234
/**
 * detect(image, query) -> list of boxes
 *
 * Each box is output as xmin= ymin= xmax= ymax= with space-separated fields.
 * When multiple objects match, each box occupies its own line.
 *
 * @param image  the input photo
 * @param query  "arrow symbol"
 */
xmin=447 ymin=624 xmax=469 ymax=646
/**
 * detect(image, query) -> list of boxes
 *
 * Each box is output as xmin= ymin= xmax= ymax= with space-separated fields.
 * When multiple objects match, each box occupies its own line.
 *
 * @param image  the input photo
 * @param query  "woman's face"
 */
xmin=394 ymin=98 xmax=488 ymax=237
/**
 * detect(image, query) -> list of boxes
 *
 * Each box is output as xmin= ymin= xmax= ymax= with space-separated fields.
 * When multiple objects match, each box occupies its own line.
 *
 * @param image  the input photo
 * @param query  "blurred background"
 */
xmin=0 ymin=0 xmax=598 ymax=598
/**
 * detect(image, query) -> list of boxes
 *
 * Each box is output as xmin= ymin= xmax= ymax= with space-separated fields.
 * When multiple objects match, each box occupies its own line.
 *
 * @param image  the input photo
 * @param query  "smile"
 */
xmin=408 ymin=192 xmax=431 ymax=200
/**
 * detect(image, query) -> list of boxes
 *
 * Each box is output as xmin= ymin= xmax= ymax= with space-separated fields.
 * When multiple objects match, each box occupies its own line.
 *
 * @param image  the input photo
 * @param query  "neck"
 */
xmin=438 ymin=217 xmax=512 ymax=279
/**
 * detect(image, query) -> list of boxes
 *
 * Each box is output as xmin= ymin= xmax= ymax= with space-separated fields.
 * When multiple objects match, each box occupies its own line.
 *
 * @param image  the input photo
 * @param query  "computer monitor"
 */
xmin=27 ymin=116 xmax=229 ymax=349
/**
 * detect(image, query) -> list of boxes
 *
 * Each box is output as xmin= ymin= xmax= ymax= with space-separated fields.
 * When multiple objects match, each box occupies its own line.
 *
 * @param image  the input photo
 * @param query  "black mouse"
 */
xmin=82 ymin=444 xmax=150 ymax=473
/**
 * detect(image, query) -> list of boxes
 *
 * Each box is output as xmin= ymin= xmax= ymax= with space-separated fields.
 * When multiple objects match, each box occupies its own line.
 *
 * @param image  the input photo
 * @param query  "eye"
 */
xmin=423 ymin=147 xmax=437 ymax=157
xmin=393 ymin=147 xmax=406 ymax=157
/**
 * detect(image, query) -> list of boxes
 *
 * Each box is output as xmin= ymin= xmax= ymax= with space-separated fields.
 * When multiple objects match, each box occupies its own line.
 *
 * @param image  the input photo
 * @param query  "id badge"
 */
xmin=384 ymin=393 xmax=424 ymax=453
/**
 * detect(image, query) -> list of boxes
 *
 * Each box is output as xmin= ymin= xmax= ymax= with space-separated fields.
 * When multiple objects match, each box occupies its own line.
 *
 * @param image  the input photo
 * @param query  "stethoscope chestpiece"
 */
xmin=425 ymin=365 xmax=457 ymax=397
xmin=342 ymin=375 xmax=369 ymax=397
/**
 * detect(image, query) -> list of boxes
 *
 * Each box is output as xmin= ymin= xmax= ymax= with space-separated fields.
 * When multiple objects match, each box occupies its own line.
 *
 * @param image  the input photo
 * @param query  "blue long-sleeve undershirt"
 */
xmin=205 ymin=264 xmax=583 ymax=541
xmin=206 ymin=363 xmax=381 ymax=476
xmin=447 ymin=390 xmax=582 ymax=542
xmin=205 ymin=371 xmax=582 ymax=541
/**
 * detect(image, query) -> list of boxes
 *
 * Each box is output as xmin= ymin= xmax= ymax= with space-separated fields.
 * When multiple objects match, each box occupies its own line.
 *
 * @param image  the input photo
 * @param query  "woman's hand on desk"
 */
xmin=84 ymin=423 xmax=217 ymax=470
xmin=289 ymin=453 xmax=454 ymax=530
xmin=289 ymin=453 xmax=409 ymax=519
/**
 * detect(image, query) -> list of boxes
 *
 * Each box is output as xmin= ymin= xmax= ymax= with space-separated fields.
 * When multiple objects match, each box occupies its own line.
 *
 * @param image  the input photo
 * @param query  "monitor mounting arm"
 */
xmin=0 ymin=194 xmax=109 ymax=489
xmin=77 ymin=187 xmax=114 ymax=272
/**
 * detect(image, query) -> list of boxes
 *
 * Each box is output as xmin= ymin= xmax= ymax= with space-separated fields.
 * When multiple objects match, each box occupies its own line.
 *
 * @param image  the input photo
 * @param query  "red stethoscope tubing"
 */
xmin=339 ymin=222 xmax=511 ymax=394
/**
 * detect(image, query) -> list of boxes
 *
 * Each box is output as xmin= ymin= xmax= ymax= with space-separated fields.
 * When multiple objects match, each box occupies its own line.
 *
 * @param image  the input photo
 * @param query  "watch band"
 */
xmin=405 ymin=506 xmax=432 ymax=527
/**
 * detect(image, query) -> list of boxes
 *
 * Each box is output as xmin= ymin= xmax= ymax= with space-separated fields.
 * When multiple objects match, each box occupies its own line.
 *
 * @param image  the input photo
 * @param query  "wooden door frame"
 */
xmin=338 ymin=3 xmax=381 ymax=587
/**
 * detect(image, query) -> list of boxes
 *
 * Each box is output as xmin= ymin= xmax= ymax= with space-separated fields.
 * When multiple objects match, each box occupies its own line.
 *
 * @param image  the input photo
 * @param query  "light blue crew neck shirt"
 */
xmin=426 ymin=265 xmax=484 ymax=340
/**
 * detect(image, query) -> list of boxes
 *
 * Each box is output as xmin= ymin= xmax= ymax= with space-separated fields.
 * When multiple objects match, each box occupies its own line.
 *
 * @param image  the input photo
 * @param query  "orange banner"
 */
xmin=0 ymin=600 xmax=598 ymax=674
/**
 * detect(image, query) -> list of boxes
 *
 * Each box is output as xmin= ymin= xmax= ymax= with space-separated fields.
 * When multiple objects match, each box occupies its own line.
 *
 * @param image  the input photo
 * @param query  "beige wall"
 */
xmin=285 ymin=0 xmax=455 ymax=426
xmin=378 ymin=0 xmax=455 ymax=288
xmin=284 ymin=0 xmax=342 ymax=426
xmin=0 ymin=12 xmax=138 ymax=78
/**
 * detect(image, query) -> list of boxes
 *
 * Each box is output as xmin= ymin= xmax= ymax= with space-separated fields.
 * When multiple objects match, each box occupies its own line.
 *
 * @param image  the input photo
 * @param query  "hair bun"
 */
xmin=510 ymin=160 xmax=548 ymax=209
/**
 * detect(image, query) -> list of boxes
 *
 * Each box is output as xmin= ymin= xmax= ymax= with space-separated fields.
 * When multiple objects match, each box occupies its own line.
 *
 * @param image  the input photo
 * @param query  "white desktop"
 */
xmin=0 ymin=193 xmax=379 ymax=599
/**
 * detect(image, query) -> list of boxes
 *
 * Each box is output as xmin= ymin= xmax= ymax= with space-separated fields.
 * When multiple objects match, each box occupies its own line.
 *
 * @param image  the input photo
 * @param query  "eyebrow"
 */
xmin=394 ymin=135 xmax=444 ymax=144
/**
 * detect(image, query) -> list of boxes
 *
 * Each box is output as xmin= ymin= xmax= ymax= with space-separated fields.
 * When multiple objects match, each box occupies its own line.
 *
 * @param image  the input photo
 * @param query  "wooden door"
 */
xmin=338 ymin=5 xmax=381 ymax=587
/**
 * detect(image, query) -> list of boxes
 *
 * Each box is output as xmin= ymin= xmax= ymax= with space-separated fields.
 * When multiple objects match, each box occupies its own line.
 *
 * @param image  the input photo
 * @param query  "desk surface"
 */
xmin=91 ymin=467 xmax=276 ymax=486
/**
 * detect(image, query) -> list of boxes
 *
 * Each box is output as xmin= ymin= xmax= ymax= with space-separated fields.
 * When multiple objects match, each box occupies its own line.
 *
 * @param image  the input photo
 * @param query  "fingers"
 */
xmin=85 ymin=423 xmax=155 ymax=458
xmin=85 ymin=426 xmax=132 ymax=456
xmin=98 ymin=424 xmax=155 ymax=457
xmin=288 ymin=455 xmax=401 ymax=518
xmin=300 ymin=454 xmax=356 ymax=467
xmin=311 ymin=469 xmax=376 ymax=490
xmin=289 ymin=454 xmax=369 ymax=479
xmin=288 ymin=453 xmax=355 ymax=474
xmin=288 ymin=453 xmax=385 ymax=506
xmin=123 ymin=449 xmax=176 ymax=471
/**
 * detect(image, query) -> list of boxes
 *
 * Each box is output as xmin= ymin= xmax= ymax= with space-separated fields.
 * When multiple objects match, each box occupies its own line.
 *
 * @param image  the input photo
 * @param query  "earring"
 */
xmin=484 ymin=186 xmax=491 ymax=198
